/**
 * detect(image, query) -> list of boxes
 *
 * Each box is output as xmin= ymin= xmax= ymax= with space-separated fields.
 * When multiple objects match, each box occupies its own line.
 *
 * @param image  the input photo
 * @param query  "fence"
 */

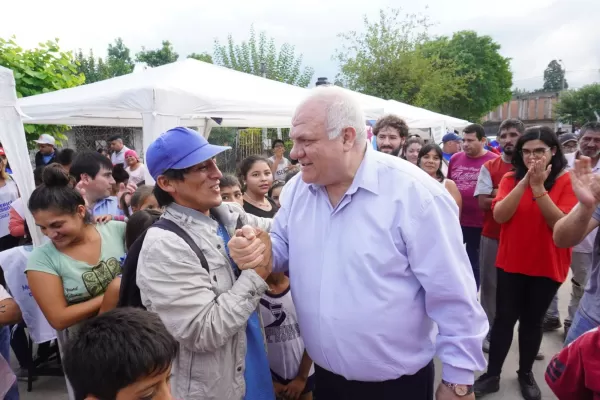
xmin=68 ymin=126 xmax=137 ymax=154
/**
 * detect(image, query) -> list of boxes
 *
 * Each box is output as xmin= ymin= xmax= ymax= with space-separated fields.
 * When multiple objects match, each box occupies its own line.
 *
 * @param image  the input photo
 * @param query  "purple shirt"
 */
xmin=448 ymin=151 xmax=499 ymax=228
xmin=270 ymin=146 xmax=488 ymax=384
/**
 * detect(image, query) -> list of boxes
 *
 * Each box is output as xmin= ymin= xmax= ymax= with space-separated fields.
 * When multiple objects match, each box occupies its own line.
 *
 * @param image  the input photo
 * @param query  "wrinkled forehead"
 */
xmin=291 ymin=100 xmax=327 ymax=140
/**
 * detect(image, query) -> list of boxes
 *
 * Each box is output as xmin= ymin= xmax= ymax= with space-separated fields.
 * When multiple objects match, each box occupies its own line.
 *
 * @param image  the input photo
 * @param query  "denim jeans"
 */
xmin=564 ymin=309 xmax=598 ymax=346
xmin=0 ymin=326 xmax=19 ymax=400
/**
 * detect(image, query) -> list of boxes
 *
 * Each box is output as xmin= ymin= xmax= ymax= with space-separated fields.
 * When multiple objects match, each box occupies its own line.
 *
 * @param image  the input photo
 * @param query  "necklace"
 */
xmin=244 ymin=193 xmax=271 ymax=210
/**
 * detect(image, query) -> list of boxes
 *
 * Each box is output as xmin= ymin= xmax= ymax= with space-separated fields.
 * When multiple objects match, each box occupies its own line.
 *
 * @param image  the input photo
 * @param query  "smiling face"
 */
xmin=33 ymin=207 xmax=87 ymax=249
xmin=244 ymin=161 xmax=273 ymax=197
xmin=405 ymin=143 xmax=422 ymax=165
xmin=157 ymin=159 xmax=223 ymax=213
xmin=290 ymin=101 xmax=349 ymax=186
xmin=521 ymin=139 xmax=556 ymax=169
xmin=125 ymin=155 xmax=137 ymax=167
xmin=419 ymin=149 xmax=441 ymax=176
xmin=376 ymin=126 xmax=404 ymax=156
xmin=220 ymin=185 xmax=244 ymax=206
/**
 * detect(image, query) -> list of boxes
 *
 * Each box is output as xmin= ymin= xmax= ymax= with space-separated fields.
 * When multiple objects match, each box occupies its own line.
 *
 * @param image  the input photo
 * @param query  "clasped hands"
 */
xmin=228 ymin=225 xmax=273 ymax=280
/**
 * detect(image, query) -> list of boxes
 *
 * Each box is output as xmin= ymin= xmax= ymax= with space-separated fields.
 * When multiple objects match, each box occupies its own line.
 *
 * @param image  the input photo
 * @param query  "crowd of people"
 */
xmin=0 ymin=86 xmax=598 ymax=400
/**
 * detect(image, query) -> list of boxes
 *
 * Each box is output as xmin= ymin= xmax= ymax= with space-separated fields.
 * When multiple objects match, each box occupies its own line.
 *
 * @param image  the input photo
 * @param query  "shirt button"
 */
xmin=217 ymin=244 xmax=221 ymax=249
xmin=237 ymin=366 xmax=242 ymax=372
xmin=249 ymin=290 xmax=256 ymax=296
xmin=212 ymin=275 xmax=217 ymax=282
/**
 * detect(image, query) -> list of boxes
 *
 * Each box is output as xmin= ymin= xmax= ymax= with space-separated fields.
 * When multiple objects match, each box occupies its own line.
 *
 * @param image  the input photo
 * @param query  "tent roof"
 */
xmin=18 ymin=59 xmax=384 ymax=127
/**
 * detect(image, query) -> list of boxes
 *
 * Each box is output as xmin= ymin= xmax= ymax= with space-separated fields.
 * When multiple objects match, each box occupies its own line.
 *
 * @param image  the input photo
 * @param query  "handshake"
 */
xmin=228 ymin=225 xmax=273 ymax=280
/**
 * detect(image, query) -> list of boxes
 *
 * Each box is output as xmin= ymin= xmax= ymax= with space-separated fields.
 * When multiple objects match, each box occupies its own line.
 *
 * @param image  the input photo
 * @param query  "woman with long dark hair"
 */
xmin=401 ymin=136 xmax=424 ymax=164
xmin=474 ymin=126 xmax=577 ymax=400
xmin=239 ymin=155 xmax=279 ymax=218
xmin=417 ymin=144 xmax=462 ymax=212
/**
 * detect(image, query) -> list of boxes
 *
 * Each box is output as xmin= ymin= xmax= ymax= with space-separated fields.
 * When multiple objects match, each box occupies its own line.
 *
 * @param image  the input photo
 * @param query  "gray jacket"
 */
xmin=136 ymin=202 xmax=272 ymax=400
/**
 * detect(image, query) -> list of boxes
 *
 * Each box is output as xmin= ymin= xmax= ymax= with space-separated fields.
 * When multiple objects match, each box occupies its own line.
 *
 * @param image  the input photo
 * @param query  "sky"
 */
xmin=2 ymin=0 xmax=599 ymax=91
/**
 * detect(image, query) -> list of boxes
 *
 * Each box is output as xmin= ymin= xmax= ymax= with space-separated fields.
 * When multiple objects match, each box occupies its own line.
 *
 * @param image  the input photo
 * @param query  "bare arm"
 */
xmin=270 ymin=156 xmax=280 ymax=176
xmin=493 ymin=178 xmax=528 ymax=224
xmin=99 ymin=277 xmax=121 ymax=314
xmin=445 ymin=180 xmax=462 ymax=216
xmin=553 ymin=203 xmax=600 ymax=248
xmin=296 ymin=349 xmax=313 ymax=381
xmin=531 ymin=185 xmax=568 ymax=230
xmin=0 ymin=298 xmax=22 ymax=326
xmin=27 ymin=271 xmax=103 ymax=330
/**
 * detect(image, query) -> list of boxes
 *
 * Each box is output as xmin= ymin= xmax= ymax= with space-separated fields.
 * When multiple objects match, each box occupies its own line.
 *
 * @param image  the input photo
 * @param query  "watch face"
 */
xmin=455 ymin=385 xmax=469 ymax=396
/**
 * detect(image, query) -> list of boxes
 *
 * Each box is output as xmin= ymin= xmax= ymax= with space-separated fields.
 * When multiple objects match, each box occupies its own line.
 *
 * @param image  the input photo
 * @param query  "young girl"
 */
xmin=260 ymin=272 xmax=315 ymax=400
xmin=417 ymin=144 xmax=462 ymax=212
xmin=119 ymin=185 xmax=159 ymax=218
xmin=25 ymin=164 xmax=126 ymax=400
xmin=401 ymin=136 xmax=424 ymax=165
xmin=239 ymin=155 xmax=279 ymax=218
xmin=99 ymin=209 xmax=162 ymax=314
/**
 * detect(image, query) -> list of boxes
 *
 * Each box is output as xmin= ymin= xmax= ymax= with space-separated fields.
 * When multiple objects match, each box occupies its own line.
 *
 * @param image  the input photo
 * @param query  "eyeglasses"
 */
xmin=520 ymin=148 xmax=551 ymax=157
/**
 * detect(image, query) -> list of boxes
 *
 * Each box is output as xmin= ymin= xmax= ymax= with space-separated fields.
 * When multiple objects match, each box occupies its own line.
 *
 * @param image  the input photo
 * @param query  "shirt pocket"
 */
xmin=207 ymin=256 xmax=234 ymax=295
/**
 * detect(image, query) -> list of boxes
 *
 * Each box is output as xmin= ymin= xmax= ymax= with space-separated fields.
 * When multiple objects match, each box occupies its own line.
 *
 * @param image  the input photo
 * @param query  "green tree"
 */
xmin=106 ymin=37 xmax=134 ymax=77
xmin=0 ymin=37 xmax=84 ymax=144
xmin=421 ymin=31 xmax=513 ymax=121
xmin=188 ymin=52 xmax=213 ymax=64
xmin=135 ymin=40 xmax=179 ymax=67
xmin=555 ymin=83 xmax=600 ymax=125
xmin=335 ymin=9 xmax=469 ymax=114
xmin=543 ymin=59 xmax=568 ymax=91
xmin=214 ymin=26 xmax=314 ymax=87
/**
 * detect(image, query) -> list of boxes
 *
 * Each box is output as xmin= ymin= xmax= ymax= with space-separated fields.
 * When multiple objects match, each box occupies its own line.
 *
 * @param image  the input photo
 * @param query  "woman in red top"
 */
xmin=474 ymin=126 xmax=577 ymax=400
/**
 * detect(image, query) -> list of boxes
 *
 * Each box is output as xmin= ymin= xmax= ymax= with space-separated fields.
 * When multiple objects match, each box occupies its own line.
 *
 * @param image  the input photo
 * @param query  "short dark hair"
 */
xmin=220 ymin=174 xmax=241 ymax=189
xmin=153 ymin=167 xmax=190 ymax=207
xmin=112 ymin=164 xmax=129 ymax=184
xmin=70 ymin=151 xmax=114 ymax=183
xmin=108 ymin=135 xmax=123 ymax=142
xmin=56 ymin=148 xmax=76 ymax=166
xmin=580 ymin=122 xmax=600 ymax=137
xmin=63 ymin=308 xmax=178 ymax=400
xmin=285 ymin=169 xmax=299 ymax=184
xmin=125 ymin=209 xmax=162 ymax=249
xmin=498 ymin=119 xmax=525 ymax=135
xmin=463 ymin=124 xmax=486 ymax=140
xmin=513 ymin=126 xmax=568 ymax=191
xmin=28 ymin=164 xmax=89 ymax=221
xmin=272 ymin=139 xmax=285 ymax=149
xmin=269 ymin=180 xmax=285 ymax=197
xmin=417 ymin=143 xmax=445 ymax=182
xmin=373 ymin=115 xmax=409 ymax=138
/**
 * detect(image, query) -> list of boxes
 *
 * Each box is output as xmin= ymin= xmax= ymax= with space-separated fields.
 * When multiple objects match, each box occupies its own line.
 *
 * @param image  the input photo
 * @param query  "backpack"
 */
xmin=118 ymin=218 xmax=209 ymax=309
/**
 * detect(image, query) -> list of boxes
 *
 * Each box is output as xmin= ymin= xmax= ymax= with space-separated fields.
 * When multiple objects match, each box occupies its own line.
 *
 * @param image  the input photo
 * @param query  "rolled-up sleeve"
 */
xmin=406 ymin=191 xmax=488 ymax=384
xmin=137 ymin=231 xmax=268 ymax=353
xmin=270 ymin=191 xmax=290 ymax=273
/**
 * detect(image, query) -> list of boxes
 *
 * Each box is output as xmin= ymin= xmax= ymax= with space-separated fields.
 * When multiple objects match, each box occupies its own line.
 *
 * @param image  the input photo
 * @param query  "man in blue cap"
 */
xmin=441 ymin=132 xmax=462 ymax=162
xmin=136 ymin=127 xmax=274 ymax=400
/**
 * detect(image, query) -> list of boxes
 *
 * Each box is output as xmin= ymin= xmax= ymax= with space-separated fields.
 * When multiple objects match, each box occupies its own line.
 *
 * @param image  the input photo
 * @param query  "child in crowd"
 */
xmin=219 ymin=174 xmax=244 ymax=207
xmin=268 ymin=181 xmax=285 ymax=208
xmin=239 ymin=155 xmax=278 ymax=218
xmin=63 ymin=307 xmax=178 ymax=400
xmin=120 ymin=185 xmax=159 ymax=218
xmin=99 ymin=209 xmax=162 ymax=314
xmin=260 ymin=271 xmax=314 ymax=400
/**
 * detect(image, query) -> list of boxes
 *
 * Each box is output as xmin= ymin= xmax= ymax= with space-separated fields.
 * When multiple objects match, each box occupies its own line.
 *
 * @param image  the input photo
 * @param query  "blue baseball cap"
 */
xmin=442 ymin=133 xmax=462 ymax=143
xmin=146 ymin=127 xmax=231 ymax=180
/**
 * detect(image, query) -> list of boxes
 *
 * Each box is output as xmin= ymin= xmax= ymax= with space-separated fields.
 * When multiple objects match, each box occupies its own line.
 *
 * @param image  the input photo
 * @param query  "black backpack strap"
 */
xmin=154 ymin=219 xmax=209 ymax=273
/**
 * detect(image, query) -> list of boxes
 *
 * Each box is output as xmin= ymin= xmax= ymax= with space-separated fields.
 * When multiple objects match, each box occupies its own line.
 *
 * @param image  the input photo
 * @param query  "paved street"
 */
xmin=16 ymin=281 xmax=572 ymax=399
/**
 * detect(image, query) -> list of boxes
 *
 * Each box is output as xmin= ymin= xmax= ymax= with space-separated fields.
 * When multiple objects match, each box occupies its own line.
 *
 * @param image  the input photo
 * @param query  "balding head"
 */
xmin=290 ymin=86 xmax=368 ymax=188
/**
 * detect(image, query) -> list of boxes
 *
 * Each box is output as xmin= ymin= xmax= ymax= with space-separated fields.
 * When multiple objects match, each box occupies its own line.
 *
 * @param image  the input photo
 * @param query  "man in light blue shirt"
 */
xmin=229 ymin=87 xmax=488 ymax=400
xmin=70 ymin=151 xmax=124 ymax=218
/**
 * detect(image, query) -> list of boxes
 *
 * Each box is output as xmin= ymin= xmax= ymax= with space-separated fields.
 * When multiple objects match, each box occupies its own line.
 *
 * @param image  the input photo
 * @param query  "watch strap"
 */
xmin=441 ymin=380 xmax=474 ymax=396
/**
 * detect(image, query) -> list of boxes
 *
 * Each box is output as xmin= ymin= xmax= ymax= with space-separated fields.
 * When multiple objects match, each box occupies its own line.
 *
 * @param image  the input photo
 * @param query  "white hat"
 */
xmin=34 ymin=134 xmax=56 ymax=146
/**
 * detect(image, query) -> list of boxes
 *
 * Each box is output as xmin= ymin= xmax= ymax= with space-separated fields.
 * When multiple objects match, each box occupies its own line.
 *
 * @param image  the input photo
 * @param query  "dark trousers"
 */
xmin=488 ymin=269 xmax=561 ymax=376
xmin=314 ymin=361 xmax=434 ymax=400
xmin=461 ymin=226 xmax=482 ymax=289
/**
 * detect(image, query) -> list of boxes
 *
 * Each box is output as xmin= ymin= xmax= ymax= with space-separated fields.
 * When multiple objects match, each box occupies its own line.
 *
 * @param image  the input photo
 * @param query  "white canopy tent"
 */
xmin=0 ymin=66 xmax=44 ymax=246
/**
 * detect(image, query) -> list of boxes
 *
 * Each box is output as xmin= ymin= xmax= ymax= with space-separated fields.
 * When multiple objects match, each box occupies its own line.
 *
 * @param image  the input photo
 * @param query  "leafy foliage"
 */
xmin=188 ymin=52 xmax=213 ymax=64
xmin=421 ymin=31 xmax=513 ymax=121
xmin=214 ymin=25 xmax=314 ymax=87
xmin=0 ymin=37 xmax=84 ymax=144
xmin=75 ymin=38 xmax=134 ymax=84
xmin=555 ymin=83 xmax=600 ymax=125
xmin=334 ymin=9 xmax=470 ymax=118
xmin=135 ymin=40 xmax=179 ymax=67
xmin=543 ymin=59 xmax=568 ymax=91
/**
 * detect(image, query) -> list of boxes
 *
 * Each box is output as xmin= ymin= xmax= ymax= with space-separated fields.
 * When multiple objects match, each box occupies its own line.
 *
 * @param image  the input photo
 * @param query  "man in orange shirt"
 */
xmin=474 ymin=119 xmax=524 ymax=352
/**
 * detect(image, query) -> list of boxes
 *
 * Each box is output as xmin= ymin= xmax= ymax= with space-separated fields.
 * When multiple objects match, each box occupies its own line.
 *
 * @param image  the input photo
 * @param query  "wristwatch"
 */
xmin=442 ymin=380 xmax=474 ymax=396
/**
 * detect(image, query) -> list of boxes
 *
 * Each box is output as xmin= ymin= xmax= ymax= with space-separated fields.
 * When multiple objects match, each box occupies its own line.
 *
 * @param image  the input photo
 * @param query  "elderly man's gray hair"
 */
xmin=300 ymin=86 xmax=367 ymax=142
